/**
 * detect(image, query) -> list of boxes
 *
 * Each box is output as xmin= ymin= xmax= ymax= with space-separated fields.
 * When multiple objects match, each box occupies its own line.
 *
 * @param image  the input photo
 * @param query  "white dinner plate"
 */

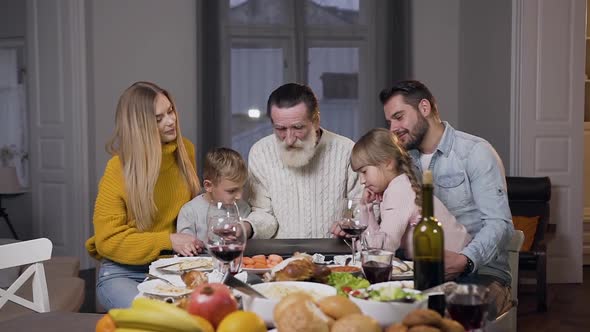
xmin=137 ymin=279 xmax=192 ymax=297
xmin=151 ymin=256 xmax=214 ymax=274
xmin=390 ymin=260 xmax=413 ymax=280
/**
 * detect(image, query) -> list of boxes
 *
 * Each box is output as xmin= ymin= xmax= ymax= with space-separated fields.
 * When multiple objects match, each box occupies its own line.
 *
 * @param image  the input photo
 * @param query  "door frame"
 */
xmin=510 ymin=0 xmax=585 ymax=283
xmin=26 ymin=0 xmax=91 ymax=269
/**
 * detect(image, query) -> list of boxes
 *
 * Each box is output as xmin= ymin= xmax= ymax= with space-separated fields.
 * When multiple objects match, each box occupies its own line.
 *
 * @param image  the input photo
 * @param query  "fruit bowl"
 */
xmin=240 ymin=281 xmax=336 ymax=326
xmin=348 ymin=281 xmax=427 ymax=327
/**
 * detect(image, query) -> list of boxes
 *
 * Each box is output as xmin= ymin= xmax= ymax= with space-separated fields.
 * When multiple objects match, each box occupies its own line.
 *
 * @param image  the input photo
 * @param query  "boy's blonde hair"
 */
xmin=203 ymin=147 xmax=248 ymax=185
xmin=351 ymin=128 xmax=422 ymax=206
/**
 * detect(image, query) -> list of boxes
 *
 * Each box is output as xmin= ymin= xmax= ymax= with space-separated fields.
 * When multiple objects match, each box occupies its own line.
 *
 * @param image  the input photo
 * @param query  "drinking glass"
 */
xmin=206 ymin=201 xmax=246 ymax=276
xmin=362 ymin=230 xmax=388 ymax=250
xmin=338 ymin=198 xmax=367 ymax=264
xmin=361 ymin=249 xmax=393 ymax=284
xmin=445 ymin=284 xmax=490 ymax=331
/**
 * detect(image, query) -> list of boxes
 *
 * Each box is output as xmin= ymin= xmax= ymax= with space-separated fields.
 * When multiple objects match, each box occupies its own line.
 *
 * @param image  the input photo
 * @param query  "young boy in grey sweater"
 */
xmin=176 ymin=147 xmax=251 ymax=251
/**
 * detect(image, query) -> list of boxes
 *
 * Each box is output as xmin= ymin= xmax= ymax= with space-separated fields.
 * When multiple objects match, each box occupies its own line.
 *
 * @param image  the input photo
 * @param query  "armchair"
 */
xmin=505 ymin=176 xmax=551 ymax=312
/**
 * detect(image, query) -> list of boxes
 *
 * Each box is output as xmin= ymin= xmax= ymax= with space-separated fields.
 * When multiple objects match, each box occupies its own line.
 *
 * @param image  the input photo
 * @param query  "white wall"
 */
xmin=88 ymin=0 xmax=198 ymax=193
xmin=0 ymin=0 xmax=26 ymax=38
xmin=411 ymin=0 xmax=460 ymax=127
xmin=411 ymin=0 xmax=512 ymax=168
xmin=458 ymin=0 xmax=512 ymax=169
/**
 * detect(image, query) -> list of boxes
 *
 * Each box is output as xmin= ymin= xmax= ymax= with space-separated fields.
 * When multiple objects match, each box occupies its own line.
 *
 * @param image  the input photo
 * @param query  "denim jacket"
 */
xmin=408 ymin=122 xmax=514 ymax=285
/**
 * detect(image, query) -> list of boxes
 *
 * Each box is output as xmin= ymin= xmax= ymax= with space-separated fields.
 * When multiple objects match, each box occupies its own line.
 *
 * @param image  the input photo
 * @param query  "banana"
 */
xmin=131 ymin=298 xmax=189 ymax=317
xmin=131 ymin=298 xmax=214 ymax=332
xmin=115 ymin=329 xmax=160 ymax=332
xmin=109 ymin=307 xmax=202 ymax=332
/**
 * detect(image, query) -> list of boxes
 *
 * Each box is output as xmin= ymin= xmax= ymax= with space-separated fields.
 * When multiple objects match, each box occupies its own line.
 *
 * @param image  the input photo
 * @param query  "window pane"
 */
xmin=305 ymin=0 xmax=360 ymax=26
xmin=231 ymin=46 xmax=283 ymax=161
xmin=308 ymin=47 xmax=359 ymax=139
xmin=229 ymin=0 xmax=291 ymax=25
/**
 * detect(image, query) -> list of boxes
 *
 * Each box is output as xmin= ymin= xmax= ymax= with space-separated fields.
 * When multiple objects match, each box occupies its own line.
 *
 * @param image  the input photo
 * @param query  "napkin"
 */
xmin=207 ymin=270 xmax=248 ymax=283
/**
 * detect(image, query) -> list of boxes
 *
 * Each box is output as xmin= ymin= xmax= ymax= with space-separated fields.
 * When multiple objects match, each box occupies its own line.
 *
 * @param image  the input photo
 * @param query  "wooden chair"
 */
xmin=487 ymin=230 xmax=524 ymax=332
xmin=506 ymin=176 xmax=551 ymax=312
xmin=0 ymin=238 xmax=52 ymax=313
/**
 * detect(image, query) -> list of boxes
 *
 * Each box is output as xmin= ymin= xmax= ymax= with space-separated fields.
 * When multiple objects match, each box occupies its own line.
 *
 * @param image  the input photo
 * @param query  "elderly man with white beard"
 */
xmin=245 ymin=83 xmax=361 ymax=239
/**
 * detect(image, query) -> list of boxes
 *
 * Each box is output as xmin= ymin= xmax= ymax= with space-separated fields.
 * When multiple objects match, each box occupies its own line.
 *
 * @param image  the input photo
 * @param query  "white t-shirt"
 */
xmin=420 ymin=152 xmax=434 ymax=171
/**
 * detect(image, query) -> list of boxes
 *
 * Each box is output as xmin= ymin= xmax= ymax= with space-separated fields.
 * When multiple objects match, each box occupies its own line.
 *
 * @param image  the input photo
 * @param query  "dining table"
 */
xmin=0 ymin=239 xmax=364 ymax=331
xmin=0 ymin=312 xmax=103 ymax=331
xmin=243 ymin=238 xmax=351 ymax=257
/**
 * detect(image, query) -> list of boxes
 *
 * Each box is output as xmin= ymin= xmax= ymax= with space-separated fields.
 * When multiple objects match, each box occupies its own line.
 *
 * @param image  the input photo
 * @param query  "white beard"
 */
xmin=276 ymin=129 xmax=318 ymax=168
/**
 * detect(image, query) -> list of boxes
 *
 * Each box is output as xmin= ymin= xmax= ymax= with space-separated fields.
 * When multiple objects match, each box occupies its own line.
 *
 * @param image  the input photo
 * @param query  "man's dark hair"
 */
xmin=266 ymin=83 xmax=319 ymax=122
xmin=379 ymin=80 xmax=438 ymax=113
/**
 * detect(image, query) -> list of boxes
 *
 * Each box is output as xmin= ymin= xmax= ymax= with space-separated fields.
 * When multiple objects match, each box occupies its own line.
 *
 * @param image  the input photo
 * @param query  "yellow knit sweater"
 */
xmin=85 ymin=138 xmax=196 ymax=265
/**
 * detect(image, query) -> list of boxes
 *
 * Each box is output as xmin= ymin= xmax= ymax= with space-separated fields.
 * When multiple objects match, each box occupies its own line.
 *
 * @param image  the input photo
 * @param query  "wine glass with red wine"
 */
xmin=445 ymin=284 xmax=490 ymax=331
xmin=206 ymin=201 xmax=246 ymax=276
xmin=338 ymin=198 xmax=367 ymax=265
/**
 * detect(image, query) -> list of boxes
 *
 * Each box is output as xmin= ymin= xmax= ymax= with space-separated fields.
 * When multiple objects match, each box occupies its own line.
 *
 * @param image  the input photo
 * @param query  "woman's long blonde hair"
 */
xmin=106 ymin=81 xmax=200 ymax=231
xmin=351 ymin=128 xmax=422 ymax=206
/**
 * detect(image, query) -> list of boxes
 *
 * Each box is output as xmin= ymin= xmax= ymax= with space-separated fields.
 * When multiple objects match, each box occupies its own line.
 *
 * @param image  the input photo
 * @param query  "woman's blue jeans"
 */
xmin=96 ymin=259 xmax=149 ymax=310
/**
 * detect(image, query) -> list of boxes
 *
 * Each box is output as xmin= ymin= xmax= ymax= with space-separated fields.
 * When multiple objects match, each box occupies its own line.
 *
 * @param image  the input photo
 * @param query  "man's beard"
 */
xmin=276 ymin=129 xmax=318 ymax=168
xmin=400 ymin=115 xmax=429 ymax=150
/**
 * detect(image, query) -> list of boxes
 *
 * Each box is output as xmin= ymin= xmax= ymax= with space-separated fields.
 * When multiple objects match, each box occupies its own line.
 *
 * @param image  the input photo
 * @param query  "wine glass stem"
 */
xmin=351 ymin=236 xmax=357 ymax=265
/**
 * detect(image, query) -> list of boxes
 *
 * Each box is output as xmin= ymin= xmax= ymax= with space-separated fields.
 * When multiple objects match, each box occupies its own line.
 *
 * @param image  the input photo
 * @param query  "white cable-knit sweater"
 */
xmin=246 ymin=129 xmax=361 ymax=239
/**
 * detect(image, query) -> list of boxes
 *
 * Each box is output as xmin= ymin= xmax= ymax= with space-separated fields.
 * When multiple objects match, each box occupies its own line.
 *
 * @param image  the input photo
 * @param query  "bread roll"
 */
xmin=316 ymin=295 xmax=361 ymax=320
xmin=408 ymin=326 xmax=440 ymax=332
xmin=273 ymin=292 xmax=314 ymax=319
xmin=439 ymin=318 xmax=465 ymax=332
xmin=402 ymin=309 xmax=442 ymax=327
xmin=331 ymin=313 xmax=381 ymax=332
xmin=273 ymin=295 xmax=331 ymax=332
xmin=386 ymin=323 xmax=409 ymax=332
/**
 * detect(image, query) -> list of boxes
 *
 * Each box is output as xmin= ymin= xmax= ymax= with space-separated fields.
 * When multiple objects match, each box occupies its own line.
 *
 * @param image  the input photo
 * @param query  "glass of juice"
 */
xmin=361 ymin=249 xmax=394 ymax=284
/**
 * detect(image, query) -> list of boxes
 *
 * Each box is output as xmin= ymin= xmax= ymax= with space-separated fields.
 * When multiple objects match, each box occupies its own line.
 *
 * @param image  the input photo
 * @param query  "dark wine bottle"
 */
xmin=413 ymin=170 xmax=445 ymax=291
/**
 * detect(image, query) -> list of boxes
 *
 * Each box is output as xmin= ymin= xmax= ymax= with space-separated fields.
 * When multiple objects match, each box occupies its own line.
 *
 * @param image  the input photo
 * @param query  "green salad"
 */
xmin=326 ymin=272 xmax=370 ymax=296
xmin=349 ymin=286 xmax=425 ymax=303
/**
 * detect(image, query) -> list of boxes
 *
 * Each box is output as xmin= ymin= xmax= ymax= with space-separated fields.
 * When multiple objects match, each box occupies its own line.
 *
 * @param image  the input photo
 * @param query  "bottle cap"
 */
xmin=423 ymin=170 xmax=433 ymax=185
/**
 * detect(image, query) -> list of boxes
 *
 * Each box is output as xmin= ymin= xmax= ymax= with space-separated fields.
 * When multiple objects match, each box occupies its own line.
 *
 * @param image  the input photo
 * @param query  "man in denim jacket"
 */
xmin=379 ymin=80 xmax=514 ymax=318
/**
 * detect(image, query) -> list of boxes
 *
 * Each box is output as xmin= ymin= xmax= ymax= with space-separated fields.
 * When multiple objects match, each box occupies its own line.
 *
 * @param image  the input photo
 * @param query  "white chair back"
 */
xmin=507 ymin=230 xmax=524 ymax=299
xmin=487 ymin=230 xmax=524 ymax=332
xmin=0 ymin=238 xmax=52 ymax=313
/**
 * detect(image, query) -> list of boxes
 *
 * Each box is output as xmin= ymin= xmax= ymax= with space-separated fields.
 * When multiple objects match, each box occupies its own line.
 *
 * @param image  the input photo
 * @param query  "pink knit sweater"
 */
xmin=362 ymin=173 xmax=471 ymax=257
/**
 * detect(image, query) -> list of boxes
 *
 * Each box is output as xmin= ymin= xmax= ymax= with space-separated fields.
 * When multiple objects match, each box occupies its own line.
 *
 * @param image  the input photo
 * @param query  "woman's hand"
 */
xmin=170 ymin=233 xmax=203 ymax=257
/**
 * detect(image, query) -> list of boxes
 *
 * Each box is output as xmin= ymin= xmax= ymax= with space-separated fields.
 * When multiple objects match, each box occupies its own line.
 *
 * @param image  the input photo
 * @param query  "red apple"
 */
xmin=186 ymin=283 xmax=238 ymax=327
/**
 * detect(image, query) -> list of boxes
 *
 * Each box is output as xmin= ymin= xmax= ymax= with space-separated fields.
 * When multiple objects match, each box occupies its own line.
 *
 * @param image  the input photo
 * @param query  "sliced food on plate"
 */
xmin=242 ymin=254 xmax=283 ymax=273
xmin=155 ymin=257 xmax=214 ymax=273
xmin=137 ymin=279 xmax=192 ymax=297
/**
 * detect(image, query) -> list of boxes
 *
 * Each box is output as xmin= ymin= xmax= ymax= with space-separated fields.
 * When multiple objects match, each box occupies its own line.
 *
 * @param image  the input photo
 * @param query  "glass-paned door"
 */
xmin=222 ymin=0 xmax=374 ymax=160
xmin=230 ymin=39 xmax=291 ymax=161
xmin=304 ymin=0 xmax=362 ymax=25
xmin=307 ymin=45 xmax=360 ymax=140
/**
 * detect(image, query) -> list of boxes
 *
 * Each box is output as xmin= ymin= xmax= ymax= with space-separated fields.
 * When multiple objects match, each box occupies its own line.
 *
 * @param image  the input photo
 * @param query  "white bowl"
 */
xmin=349 ymin=281 xmax=427 ymax=327
xmin=241 ymin=281 xmax=337 ymax=326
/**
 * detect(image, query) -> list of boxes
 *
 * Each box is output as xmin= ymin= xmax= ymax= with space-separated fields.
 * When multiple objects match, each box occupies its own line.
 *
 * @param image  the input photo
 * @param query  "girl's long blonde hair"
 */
xmin=351 ymin=128 xmax=422 ymax=206
xmin=106 ymin=81 xmax=200 ymax=231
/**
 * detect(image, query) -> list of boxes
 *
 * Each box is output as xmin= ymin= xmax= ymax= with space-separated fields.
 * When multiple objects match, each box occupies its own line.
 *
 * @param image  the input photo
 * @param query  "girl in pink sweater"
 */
xmin=349 ymin=128 xmax=470 ymax=257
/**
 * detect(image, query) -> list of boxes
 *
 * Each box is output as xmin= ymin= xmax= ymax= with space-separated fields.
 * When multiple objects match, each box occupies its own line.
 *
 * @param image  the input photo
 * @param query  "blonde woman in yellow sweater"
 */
xmin=85 ymin=81 xmax=201 ymax=309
